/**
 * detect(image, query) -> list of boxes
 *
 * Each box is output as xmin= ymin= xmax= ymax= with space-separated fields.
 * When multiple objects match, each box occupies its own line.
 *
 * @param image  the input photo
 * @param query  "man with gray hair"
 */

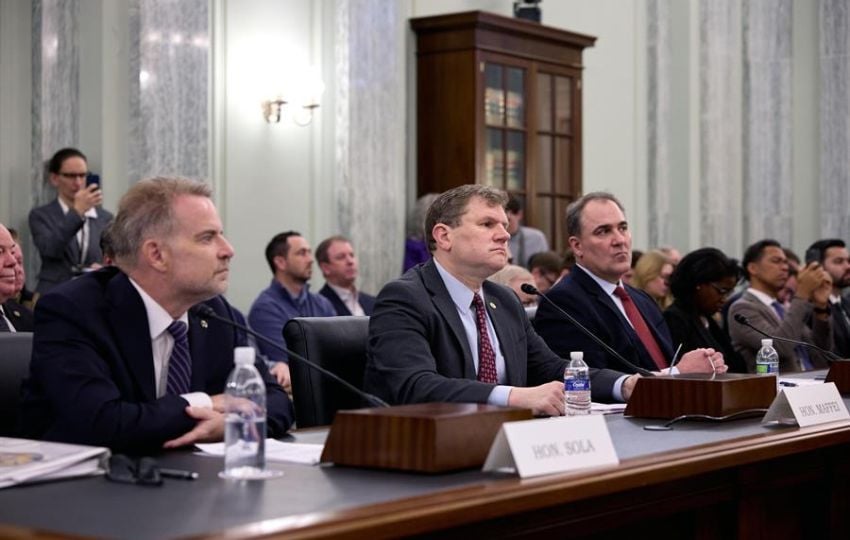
xmin=365 ymin=184 xmax=639 ymax=416
xmin=21 ymin=177 xmax=293 ymax=450
xmin=535 ymin=192 xmax=726 ymax=375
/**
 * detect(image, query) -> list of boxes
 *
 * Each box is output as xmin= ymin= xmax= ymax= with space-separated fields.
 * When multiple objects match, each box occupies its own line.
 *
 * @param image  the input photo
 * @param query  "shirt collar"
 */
xmin=57 ymin=197 xmax=97 ymax=219
xmin=576 ymin=263 xmax=621 ymax=296
xmin=327 ymin=282 xmax=357 ymax=302
xmin=128 ymin=277 xmax=189 ymax=339
xmin=272 ymin=279 xmax=311 ymax=304
xmin=434 ymin=259 xmax=484 ymax=312
xmin=830 ymin=293 xmax=843 ymax=305
xmin=747 ymin=287 xmax=777 ymax=308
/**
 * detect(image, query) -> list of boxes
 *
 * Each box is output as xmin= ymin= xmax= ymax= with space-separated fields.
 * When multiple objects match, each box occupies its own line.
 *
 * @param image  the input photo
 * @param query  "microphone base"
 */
xmin=825 ymin=360 xmax=850 ymax=393
xmin=321 ymin=402 xmax=532 ymax=472
xmin=624 ymin=373 xmax=777 ymax=420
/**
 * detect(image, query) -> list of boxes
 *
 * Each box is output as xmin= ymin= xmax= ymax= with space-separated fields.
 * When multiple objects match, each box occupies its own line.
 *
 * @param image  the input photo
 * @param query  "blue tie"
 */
xmin=771 ymin=301 xmax=785 ymax=320
xmin=166 ymin=321 xmax=192 ymax=395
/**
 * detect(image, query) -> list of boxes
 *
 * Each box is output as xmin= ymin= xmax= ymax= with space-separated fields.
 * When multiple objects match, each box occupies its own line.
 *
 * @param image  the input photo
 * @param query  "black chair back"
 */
xmin=0 ymin=332 xmax=33 ymax=436
xmin=282 ymin=316 xmax=370 ymax=428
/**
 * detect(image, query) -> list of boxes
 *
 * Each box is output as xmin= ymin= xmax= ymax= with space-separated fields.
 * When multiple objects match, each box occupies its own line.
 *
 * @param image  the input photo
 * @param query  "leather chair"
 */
xmin=0 ymin=332 xmax=33 ymax=436
xmin=282 ymin=316 xmax=370 ymax=428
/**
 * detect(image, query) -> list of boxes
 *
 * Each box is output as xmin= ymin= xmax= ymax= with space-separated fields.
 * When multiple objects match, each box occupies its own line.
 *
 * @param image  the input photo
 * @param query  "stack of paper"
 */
xmin=0 ymin=437 xmax=109 ymax=489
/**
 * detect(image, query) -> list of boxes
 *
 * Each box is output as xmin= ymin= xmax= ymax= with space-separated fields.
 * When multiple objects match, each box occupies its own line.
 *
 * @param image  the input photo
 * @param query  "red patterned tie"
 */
xmin=613 ymin=286 xmax=668 ymax=370
xmin=472 ymin=294 xmax=498 ymax=383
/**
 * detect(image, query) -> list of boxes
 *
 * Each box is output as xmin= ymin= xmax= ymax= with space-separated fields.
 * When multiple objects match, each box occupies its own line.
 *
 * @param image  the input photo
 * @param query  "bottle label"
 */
xmin=756 ymin=363 xmax=768 ymax=374
xmin=565 ymin=378 xmax=590 ymax=392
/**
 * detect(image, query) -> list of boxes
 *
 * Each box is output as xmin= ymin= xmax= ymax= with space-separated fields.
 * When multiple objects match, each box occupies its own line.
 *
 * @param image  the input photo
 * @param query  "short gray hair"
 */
xmin=565 ymin=192 xmax=626 ymax=238
xmin=111 ymin=177 xmax=212 ymax=269
xmin=424 ymin=185 xmax=508 ymax=252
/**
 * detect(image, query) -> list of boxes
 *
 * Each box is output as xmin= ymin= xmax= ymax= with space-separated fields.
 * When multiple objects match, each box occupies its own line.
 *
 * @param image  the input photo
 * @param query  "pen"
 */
xmin=779 ymin=381 xmax=798 ymax=387
xmin=159 ymin=468 xmax=199 ymax=480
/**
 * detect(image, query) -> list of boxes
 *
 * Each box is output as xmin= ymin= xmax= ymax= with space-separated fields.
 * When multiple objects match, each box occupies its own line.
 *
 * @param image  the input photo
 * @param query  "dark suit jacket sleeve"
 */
xmin=27 ymin=292 xmax=197 ymax=451
xmin=28 ymin=204 xmax=84 ymax=259
xmin=365 ymin=278 xmax=497 ymax=405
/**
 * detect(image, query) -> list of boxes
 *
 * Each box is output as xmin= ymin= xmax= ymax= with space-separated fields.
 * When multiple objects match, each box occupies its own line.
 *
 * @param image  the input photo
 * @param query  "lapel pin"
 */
xmin=13 ymin=310 xmax=20 ymax=317
xmin=200 ymin=320 xmax=208 ymax=329
xmin=489 ymin=301 xmax=497 ymax=310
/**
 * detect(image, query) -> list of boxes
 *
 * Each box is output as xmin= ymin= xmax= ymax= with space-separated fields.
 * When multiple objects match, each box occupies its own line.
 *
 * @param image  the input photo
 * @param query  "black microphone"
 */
xmin=732 ymin=313 xmax=843 ymax=363
xmin=521 ymin=283 xmax=655 ymax=377
xmin=190 ymin=305 xmax=389 ymax=407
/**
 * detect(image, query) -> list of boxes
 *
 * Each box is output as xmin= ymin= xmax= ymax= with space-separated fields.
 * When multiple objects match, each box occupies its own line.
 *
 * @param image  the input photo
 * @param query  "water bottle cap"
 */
xmin=761 ymin=338 xmax=773 ymax=348
xmin=234 ymin=346 xmax=255 ymax=365
xmin=570 ymin=351 xmax=583 ymax=360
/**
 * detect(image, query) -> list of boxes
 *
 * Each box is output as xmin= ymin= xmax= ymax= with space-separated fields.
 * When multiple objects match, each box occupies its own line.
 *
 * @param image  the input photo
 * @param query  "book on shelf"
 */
xmin=0 ymin=437 xmax=110 ymax=489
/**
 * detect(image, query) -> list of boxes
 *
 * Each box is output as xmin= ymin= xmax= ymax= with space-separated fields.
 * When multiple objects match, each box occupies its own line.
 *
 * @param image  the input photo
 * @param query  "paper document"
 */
xmin=591 ymin=402 xmax=627 ymax=415
xmin=0 ymin=437 xmax=109 ymax=489
xmin=196 ymin=440 xmax=324 ymax=465
xmin=778 ymin=377 xmax=823 ymax=387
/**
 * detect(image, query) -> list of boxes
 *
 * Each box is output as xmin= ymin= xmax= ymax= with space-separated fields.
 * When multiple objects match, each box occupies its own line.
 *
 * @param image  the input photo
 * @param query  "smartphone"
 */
xmin=86 ymin=173 xmax=101 ymax=189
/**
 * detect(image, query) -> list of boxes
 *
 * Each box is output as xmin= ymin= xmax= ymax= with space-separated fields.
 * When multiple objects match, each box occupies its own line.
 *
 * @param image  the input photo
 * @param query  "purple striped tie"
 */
xmin=166 ymin=320 xmax=191 ymax=395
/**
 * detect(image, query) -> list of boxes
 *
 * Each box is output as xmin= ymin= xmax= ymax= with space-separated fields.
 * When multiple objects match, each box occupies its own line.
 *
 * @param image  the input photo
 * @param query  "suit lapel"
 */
xmin=50 ymin=201 xmax=81 ymax=264
xmin=106 ymin=273 xmax=157 ymax=401
xmin=420 ymin=261 xmax=475 ymax=378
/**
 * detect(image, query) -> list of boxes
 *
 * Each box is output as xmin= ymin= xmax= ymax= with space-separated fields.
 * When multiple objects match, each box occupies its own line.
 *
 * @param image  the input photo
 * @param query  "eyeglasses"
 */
xmin=58 ymin=172 xmax=88 ymax=179
xmin=708 ymin=282 xmax=734 ymax=296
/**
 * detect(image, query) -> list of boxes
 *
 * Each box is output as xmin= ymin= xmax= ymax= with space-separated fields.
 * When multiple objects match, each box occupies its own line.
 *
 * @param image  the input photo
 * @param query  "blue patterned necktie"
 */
xmin=166 ymin=320 xmax=192 ymax=395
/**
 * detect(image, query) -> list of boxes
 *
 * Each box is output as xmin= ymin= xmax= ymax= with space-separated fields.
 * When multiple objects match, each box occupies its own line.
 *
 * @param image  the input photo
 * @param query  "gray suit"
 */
xmin=728 ymin=292 xmax=831 ymax=372
xmin=364 ymin=259 xmax=624 ymax=405
xmin=28 ymin=200 xmax=113 ymax=293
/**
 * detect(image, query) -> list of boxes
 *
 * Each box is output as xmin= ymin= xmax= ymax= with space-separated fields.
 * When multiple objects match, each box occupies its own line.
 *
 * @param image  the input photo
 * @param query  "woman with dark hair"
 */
xmin=663 ymin=248 xmax=748 ymax=373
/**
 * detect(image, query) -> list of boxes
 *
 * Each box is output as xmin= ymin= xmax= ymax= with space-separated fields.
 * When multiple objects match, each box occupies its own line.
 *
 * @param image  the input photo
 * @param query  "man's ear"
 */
xmin=432 ymin=224 xmax=452 ymax=251
xmin=273 ymin=254 xmax=288 ymax=273
xmin=568 ymin=236 xmax=582 ymax=258
xmin=141 ymin=239 xmax=168 ymax=272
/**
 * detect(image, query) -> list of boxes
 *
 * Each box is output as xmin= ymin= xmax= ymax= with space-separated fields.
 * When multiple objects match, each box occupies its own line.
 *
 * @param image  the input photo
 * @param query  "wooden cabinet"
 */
xmin=411 ymin=11 xmax=595 ymax=252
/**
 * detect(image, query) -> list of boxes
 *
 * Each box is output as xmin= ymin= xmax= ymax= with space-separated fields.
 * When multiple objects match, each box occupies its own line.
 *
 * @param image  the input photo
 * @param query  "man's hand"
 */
xmin=676 ymin=348 xmax=727 ymax=374
xmin=622 ymin=374 xmax=641 ymax=401
xmin=270 ymin=362 xmax=292 ymax=395
xmin=812 ymin=272 xmax=833 ymax=309
xmin=796 ymin=262 xmax=829 ymax=301
xmin=163 ymin=406 xmax=225 ymax=449
xmin=72 ymin=184 xmax=103 ymax=216
xmin=508 ymin=381 xmax=565 ymax=416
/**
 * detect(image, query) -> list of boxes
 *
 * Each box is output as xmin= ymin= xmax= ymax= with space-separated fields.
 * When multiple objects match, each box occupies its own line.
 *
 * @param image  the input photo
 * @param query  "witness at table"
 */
xmin=663 ymin=248 xmax=748 ymax=373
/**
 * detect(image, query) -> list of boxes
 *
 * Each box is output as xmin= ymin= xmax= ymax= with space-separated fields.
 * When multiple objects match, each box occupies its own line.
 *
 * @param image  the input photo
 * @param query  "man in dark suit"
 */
xmin=535 ymin=192 xmax=726 ymax=375
xmin=1 ymin=231 xmax=34 ymax=331
xmin=316 ymin=235 xmax=376 ymax=316
xmin=805 ymin=239 xmax=850 ymax=359
xmin=365 ymin=185 xmax=638 ymax=416
xmin=20 ymin=177 xmax=293 ymax=451
xmin=0 ymin=224 xmax=32 ymax=332
xmin=28 ymin=148 xmax=113 ymax=293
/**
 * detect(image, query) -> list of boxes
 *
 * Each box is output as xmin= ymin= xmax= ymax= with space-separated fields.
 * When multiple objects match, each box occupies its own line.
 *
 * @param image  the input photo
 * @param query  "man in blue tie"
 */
xmin=729 ymin=239 xmax=833 ymax=372
xmin=20 ymin=177 xmax=294 ymax=451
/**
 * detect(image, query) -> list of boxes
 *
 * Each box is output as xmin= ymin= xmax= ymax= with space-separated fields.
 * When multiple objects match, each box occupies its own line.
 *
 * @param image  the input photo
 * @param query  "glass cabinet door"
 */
xmin=483 ymin=62 xmax=526 ymax=193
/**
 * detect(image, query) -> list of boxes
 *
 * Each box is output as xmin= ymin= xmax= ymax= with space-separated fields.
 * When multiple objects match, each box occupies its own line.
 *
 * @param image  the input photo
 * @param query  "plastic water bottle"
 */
xmin=564 ymin=351 xmax=591 ymax=415
xmin=220 ymin=347 xmax=274 ymax=479
xmin=755 ymin=338 xmax=779 ymax=376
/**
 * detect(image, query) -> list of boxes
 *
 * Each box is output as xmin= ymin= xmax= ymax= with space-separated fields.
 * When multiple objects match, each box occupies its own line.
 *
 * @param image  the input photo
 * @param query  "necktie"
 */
xmin=471 ymin=294 xmax=498 ymax=383
xmin=0 ymin=307 xmax=10 ymax=333
xmin=771 ymin=301 xmax=785 ymax=320
xmin=772 ymin=301 xmax=813 ymax=370
xmin=166 ymin=320 xmax=192 ymax=395
xmin=613 ymin=286 xmax=668 ymax=370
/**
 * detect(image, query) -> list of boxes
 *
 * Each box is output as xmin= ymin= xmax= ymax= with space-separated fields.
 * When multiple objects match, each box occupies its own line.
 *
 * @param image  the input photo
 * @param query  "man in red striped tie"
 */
xmin=535 ymin=192 xmax=726 ymax=375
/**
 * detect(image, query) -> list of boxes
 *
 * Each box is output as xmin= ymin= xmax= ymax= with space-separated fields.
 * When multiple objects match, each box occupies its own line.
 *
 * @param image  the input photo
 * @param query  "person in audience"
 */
xmin=0 ymin=224 xmax=33 ymax=332
xmin=728 ymin=239 xmax=832 ymax=372
xmin=805 ymin=239 xmax=850 ymax=358
xmin=534 ymin=192 xmax=726 ymax=375
xmin=663 ymin=248 xmax=747 ymax=373
xmin=99 ymin=220 xmax=116 ymax=266
xmin=658 ymin=245 xmax=682 ymax=266
xmin=506 ymin=195 xmax=549 ymax=268
xmin=365 ymin=185 xmax=640 ymax=416
xmin=559 ymin=248 xmax=576 ymax=280
xmin=316 ymin=235 xmax=375 ymax=316
xmin=7 ymin=228 xmax=36 ymax=307
xmin=28 ymin=148 xmax=113 ymax=293
xmin=248 ymin=231 xmax=335 ymax=392
xmin=631 ymin=249 xmax=674 ymax=309
xmin=527 ymin=251 xmax=561 ymax=294
xmin=777 ymin=247 xmax=801 ymax=309
xmin=20 ymin=177 xmax=293 ymax=450
xmin=403 ymin=193 xmax=438 ymax=272
xmin=622 ymin=249 xmax=643 ymax=286
xmin=489 ymin=264 xmax=537 ymax=307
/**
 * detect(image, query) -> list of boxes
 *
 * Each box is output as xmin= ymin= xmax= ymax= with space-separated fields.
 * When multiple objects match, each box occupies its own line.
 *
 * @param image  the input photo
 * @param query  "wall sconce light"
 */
xmin=261 ymin=70 xmax=324 ymax=126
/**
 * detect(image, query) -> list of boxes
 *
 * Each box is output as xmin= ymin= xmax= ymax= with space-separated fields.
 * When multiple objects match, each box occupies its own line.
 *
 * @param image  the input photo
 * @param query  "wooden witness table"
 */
xmin=2 ymin=393 xmax=850 ymax=538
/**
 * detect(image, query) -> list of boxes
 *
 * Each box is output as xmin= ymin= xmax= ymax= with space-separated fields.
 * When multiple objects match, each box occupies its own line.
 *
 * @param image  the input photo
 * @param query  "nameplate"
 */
xmin=762 ymin=382 xmax=850 ymax=427
xmin=482 ymin=416 xmax=619 ymax=478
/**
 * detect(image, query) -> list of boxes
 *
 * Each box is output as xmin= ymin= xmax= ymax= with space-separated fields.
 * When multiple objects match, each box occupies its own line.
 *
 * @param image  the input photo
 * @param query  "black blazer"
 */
xmin=831 ymin=295 xmax=850 ymax=360
xmin=2 ymin=299 xmax=34 ymax=332
xmin=28 ymin=199 xmax=114 ymax=293
xmin=319 ymin=284 xmax=376 ymax=316
xmin=20 ymin=267 xmax=294 ymax=451
xmin=663 ymin=301 xmax=748 ymax=373
xmin=535 ymin=265 xmax=674 ymax=373
xmin=364 ymin=259 xmax=623 ymax=406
